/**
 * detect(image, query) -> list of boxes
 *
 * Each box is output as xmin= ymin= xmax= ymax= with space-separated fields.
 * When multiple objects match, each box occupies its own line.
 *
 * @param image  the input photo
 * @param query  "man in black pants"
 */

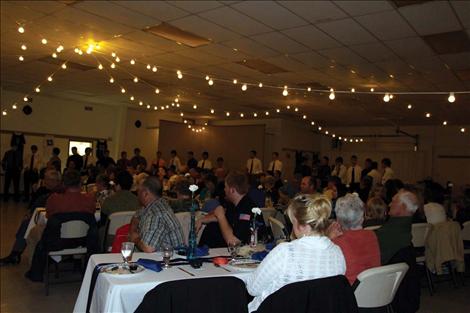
xmin=23 ymin=145 xmax=41 ymax=202
xmin=2 ymin=143 xmax=22 ymax=202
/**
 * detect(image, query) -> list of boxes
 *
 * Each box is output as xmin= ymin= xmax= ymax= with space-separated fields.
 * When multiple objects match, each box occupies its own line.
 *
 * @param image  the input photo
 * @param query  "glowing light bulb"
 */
xmin=233 ymin=79 xmax=238 ymax=84
xmin=12 ymin=104 xmax=17 ymax=109
xmin=18 ymin=26 xmax=25 ymax=33
xmin=155 ymin=88 xmax=160 ymax=94
xmin=56 ymin=45 xmax=64 ymax=52
xmin=240 ymin=113 xmax=244 ymax=117
xmin=311 ymin=121 xmax=315 ymax=126
xmin=176 ymin=103 xmax=180 ymax=107
xmin=23 ymin=97 xmax=28 ymax=102
xmin=226 ymin=112 xmax=230 ymax=117
xmin=282 ymin=88 xmax=288 ymax=96
xmin=318 ymin=126 xmax=322 ymax=131
xmin=276 ymin=109 xmax=280 ymax=113
xmin=152 ymin=66 xmax=157 ymax=72
xmin=307 ymin=87 xmax=311 ymax=92
xmin=47 ymin=76 xmax=53 ymax=82
xmin=98 ymin=64 xmax=103 ymax=70
xmin=253 ymin=113 xmax=258 ymax=117
xmin=61 ymin=63 xmax=67 ymax=69
xmin=115 ymin=57 xmax=120 ymax=62
xmin=2 ymin=111 xmax=6 ymax=116
xmin=448 ymin=92 xmax=455 ymax=103
xmin=18 ymin=56 xmax=24 ymax=61
xmin=407 ymin=104 xmax=412 ymax=109
xmin=130 ymin=59 xmax=135 ymax=65
xmin=443 ymin=121 xmax=447 ymax=126
xmin=177 ymin=70 xmax=183 ymax=79
xmin=52 ymin=53 xmax=57 ymax=58
xmin=110 ymin=63 xmax=116 ymax=69
xmin=205 ymin=75 xmax=210 ymax=81
xmin=208 ymin=79 xmax=214 ymax=86
xmin=154 ymin=106 xmax=158 ymax=110
xmin=121 ymin=88 xmax=126 ymax=93
xmin=78 ymin=49 xmax=83 ymax=55
xmin=111 ymin=52 xmax=116 ymax=57
xmin=210 ymin=109 xmax=215 ymax=114
xmin=241 ymin=84 xmax=247 ymax=91
xmin=171 ymin=102 xmax=175 ymax=107
xmin=294 ymin=108 xmax=298 ymax=112
xmin=139 ymin=101 xmax=143 ymax=106
xmin=425 ymin=113 xmax=431 ymax=118
xmin=389 ymin=94 xmax=394 ymax=99
xmin=302 ymin=115 xmax=307 ymax=119
xmin=109 ymin=77 xmax=114 ymax=83
xmin=325 ymin=131 xmax=329 ymax=135
xmin=146 ymin=105 xmax=150 ymax=109
xmin=370 ymin=88 xmax=375 ymax=92
xmin=130 ymin=96 xmax=134 ymax=101
xmin=351 ymin=88 xmax=355 ymax=93
xmin=332 ymin=134 xmax=336 ymax=138
xmin=287 ymin=105 xmax=291 ymax=109
xmin=355 ymin=139 xmax=359 ymax=142
xmin=41 ymin=38 xmax=47 ymax=45
xmin=147 ymin=64 xmax=151 ymax=70
xmin=133 ymin=77 xmax=138 ymax=83
xmin=21 ymin=44 xmax=27 ymax=50
xmin=329 ymin=88 xmax=335 ymax=100
xmin=180 ymin=112 xmax=184 ymax=117
xmin=461 ymin=128 xmax=466 ymax=133
xmin=265 ymin=111 xmax=269 ymax=116
xmin=258 ymin=82 xmax=263 ymax=88
xmin=193 ymin=104 xmax=197 ymax=109
xmin=383 ymin=93 xmax=390 ymax=102
xmin=35 ymin=87 xmax=40 ymax=93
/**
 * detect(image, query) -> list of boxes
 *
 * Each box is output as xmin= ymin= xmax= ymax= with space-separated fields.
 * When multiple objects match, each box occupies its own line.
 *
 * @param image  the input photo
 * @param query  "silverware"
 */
xmin=177 ymin=267 xmax=195 ymax=277
xmin=214 ymin=264 xmax=231 ymax=272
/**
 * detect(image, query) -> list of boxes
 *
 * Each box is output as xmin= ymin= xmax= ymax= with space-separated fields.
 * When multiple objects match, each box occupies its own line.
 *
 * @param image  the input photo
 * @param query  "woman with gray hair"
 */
xmin=332 ymin=193 xmax=381 ymax=284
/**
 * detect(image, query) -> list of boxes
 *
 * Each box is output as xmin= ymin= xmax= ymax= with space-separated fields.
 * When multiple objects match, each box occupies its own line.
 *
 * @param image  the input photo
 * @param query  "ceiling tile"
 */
xmin=450 ymin=0 xmax=470 ymax=29
xmin=221 ymin=37 xmax=280 ymax=58
xmin=356 ymin=10 xmax=416 ymax=40
xmin=316 ymin=18 xmax=377 ymax=45
xmin=264 ymin=55 xmax=308 ymax=72
xmin=196 ymin=43 xmax=250 ymax=62
xmin=290 ymin=51 xmax=333 ymax=69
xmin=407 ymin=56 xmax=449 ymax=73
xmin=251 ymin=31 xmax=309 ymax=55
xmin=277 ymin=1 xmax=347 ymax=24
xmin=317 ymin=47 xmax=369 ymax=66
xmin=231 ymin=1 xmax=308 ymax=30
xmin=123 ymin=31 xmax=186 ymax=53
xmin=113 ymin=1 xmax=189 ymax=21
xmin=282 ymin=25 xmax=341 ymax=50
xmin=199 ymin=6 xmax=272 ymax=36
xmin=375 ymin=59 xmax=413 ymax=75
xmin=399 ymin=1 xmax=462 ymax=36
xmin=334 ymin=0 xmax=394 ymax=16
xmin=167 ymin=1 xmax=224 ymax=13
xmin=170 ymin=15 xmax=241 ymax=43
xmin=440 ymin=52 xmax=470 ymax=70
xmin=385 ymin=37 xmax=435 ymax=60
xmin=350 ymin=42 xmax=396 ymax=63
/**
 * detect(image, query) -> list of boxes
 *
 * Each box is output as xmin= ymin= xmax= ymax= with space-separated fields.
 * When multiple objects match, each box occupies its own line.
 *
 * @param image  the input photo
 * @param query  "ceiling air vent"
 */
xmin=144 ymin=22 xmax=211 ymax=48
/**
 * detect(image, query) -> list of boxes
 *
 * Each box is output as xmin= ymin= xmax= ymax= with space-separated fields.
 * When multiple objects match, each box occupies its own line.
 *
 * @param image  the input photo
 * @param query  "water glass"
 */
xmin=121 ymin=242 xmax=135 ymax=265
xmin=162 ymin=245 xmax=174 ymax=269
xmin=227 ymin=242 xmax=240 ymax=261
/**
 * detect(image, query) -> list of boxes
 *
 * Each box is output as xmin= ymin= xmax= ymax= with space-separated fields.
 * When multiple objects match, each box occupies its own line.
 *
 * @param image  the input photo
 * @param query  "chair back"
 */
xmin=462 ymin=221 xmax=470 ymax=241
xmin=354 ymin=263 xmax=409 ymax=308
xmin=261 ymin=207 xmax=276 ymax=227
xmin=411 ymin=223 xmax=429 ymax=248
xmin=60 ymin=220 xmax=90 ymax=239
xmin=256 ymin=275 xmax=358 ymax=313
xmin=364 ymin=225 xmax=381 ymax=231
xmin=175 ymin=212 xmax=191 ymax=245
xmin=268 ymin=216 xmax=287 ymax=240
xmin=86 ymin=183 xmax=97 ymax=193
xmin=108 ymin=211 xmax=135 ymax=236
xmin=135 ymin=277 xmax=248 ymax=313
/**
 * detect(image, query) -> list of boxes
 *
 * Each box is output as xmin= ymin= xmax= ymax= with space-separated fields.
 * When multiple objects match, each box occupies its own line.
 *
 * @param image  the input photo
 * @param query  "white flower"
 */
xmin=189 ymin=184 xmax=199 ymax=192
xmin=184 ymin=173 xmax=191 ymax=177
xmin=257 ymin=184 xmax=263 ymax=190
xmin=252 ymin=207 xmax=262 ymax=215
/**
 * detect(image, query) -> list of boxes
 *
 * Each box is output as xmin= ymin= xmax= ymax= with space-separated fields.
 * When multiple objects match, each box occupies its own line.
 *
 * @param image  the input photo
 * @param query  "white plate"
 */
xmin=101 ymin=263 xmax=145 ymax=276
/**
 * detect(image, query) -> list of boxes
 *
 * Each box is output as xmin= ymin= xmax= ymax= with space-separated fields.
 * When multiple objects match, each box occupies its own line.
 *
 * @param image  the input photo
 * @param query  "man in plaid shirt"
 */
xmin=129 ymin=176 xmax=183 ymax=252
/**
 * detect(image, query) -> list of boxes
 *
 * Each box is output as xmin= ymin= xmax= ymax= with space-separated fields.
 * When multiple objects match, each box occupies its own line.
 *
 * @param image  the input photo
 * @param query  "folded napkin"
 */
xmin=136 ymin=258 xmax=162 ymax=272
xmin=251 ymin=250 xmax=269 ymax=261
xmin=196 ymin=245 xmax=209 ymax=257
xmin=265 ymin=242 xmax=275 ymax=251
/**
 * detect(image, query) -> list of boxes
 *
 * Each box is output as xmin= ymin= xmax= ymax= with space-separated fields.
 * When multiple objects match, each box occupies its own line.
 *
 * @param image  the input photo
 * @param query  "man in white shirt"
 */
xmin=246 ymin=150 xmax=262 ymax=175
xmin=197 ymin=151 xmax=212 ymax=170
xmin=168 ymin=150 xmax=182 ymax=173
xmin=367 ymin=161 xmax=381 ymax=187
xmin=267 ymin=152 xmax=282 ymax=175
xmin=381 ymin=158 xmax=394 ymax=185
xmin=331 ymin=157 xmax=347 ymax=185
xmin=346 ymin=155 xmax=362 ymax=192
xmin=82 ymin=147 xmax=97 ymax=171
xmin=23 ymin=145 xmax=42 ymax=201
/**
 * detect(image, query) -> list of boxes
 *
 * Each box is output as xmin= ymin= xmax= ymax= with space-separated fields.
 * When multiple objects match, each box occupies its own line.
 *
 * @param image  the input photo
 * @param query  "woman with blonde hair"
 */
xmin=246 ymin=194 xmax=346 ymax=312
xmin=363 ymin=196 xmax=388 ymax=228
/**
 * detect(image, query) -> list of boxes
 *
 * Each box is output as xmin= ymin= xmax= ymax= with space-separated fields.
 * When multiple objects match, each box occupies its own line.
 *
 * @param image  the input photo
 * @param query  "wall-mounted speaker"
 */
xmin=23 ymin=105 xmax=32 ymax=115
xmin=135 ymin=120 xmax=142 ymax=128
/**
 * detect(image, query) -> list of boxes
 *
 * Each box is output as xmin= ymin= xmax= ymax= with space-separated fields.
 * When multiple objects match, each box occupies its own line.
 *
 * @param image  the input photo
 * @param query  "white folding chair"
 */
xmin=364 ymin=225 xmax=382 ymax=231
xmin=103 ymin=211 xmax=136 ymax=252
xmin=411 ymin=223 xmax=433 ymax=295
xmin=260 ymin=207 xmax=276 ymax=227
xmin=462 ymin=221 xmax=470 ymax=255
xmin=354 ymin=263 xmax=409 ymax=311
xmin=175 ymin=212 xmax=191 ymax=246
xmin=268 ymin=216 xmax=287 ymax=240
xmin=45 ymin=220 xmax=90 ymax=295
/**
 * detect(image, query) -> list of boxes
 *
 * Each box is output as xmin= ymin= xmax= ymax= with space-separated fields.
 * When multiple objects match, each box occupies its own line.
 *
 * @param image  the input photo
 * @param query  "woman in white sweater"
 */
xmin=246 ymin=195 xmax=346 ymax=312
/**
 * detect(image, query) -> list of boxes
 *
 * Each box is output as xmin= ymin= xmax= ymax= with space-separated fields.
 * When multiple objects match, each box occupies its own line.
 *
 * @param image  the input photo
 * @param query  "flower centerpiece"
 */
xmin=187 ymin=184 xmax=199 ymax=260
xmin=250 ymin=207 xmax=262 ymax=248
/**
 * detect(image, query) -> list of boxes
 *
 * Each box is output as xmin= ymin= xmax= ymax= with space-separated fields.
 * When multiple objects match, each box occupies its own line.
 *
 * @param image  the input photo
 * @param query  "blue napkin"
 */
xmin=265 ymin=242 xmax=275 ymax=251
xmin=251 ymin=250 xmax=269 ymax=261
xmin=196 ymin=245 xmax=209 ymax=257
xmin=136 ymin=258 xmax=162 ymax=272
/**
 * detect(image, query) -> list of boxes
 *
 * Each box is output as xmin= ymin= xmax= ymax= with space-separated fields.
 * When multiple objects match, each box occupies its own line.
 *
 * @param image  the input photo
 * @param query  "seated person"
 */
xmin=200 ymin=174 xmax=221 ymax=213
xmin=129 ymin=176 xmax=183 ymax=252
xmin=375 ymin=188 xmax=419 ymax=264
xmin=198 ymin=171 xmax=267 ymax=247
xmin=101 ymin=170 xmax=140 ymax=218
xmin=245 ymin=195 xmax=346 ymax=313
xmin=455 ymin=187 xmax=470 ymax=227
xmin=95 ymin=174 xmax=113 ymax=208
xmin=331 ymin=193 xmax=381 ymax=284
xmin=363 ymin=196 xmax=388 ymax=228
xmin=423 ymin=182 xmax=447 ymax=225
xmin=167 ymin=178 xmax=193 ymax=213
xmin=260 ymin=175 xmax=279 ymax=207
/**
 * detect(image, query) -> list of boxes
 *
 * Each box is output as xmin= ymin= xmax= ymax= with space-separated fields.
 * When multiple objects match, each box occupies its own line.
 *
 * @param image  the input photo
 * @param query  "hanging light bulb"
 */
xmin=111 ymin=52 xmax=117 ymax=58
xmin=35 ymin=87 xmax=40 ymax=93
xmin=155 ymin=88 xmax=160 ymax=94
xmin=448 ymin=92 xmax=456 ymax=103
xmin=133 ymin=77 xmax=138 ymax=83
xmin=21 ymin=44 xmax=27 ymax=50
xmin=442 ymin=121 xmax=448 ymax=126
xmin=52 ymin=53 xmax=57 ymax=58
xmin=351 ymin=88 xmax=355 ymax=92
xmin=41 ymin=38 xmax=47 ymax=45
xmin=233 ymin=79 xmax=238 ymax=84
xmin=110 ymin=63 xmax=116 ymax=69
xmin=307 ymin=87 xmax=311 ymax=92
xmin=2 ymin=111 xmax=7 ymax=116
xmin=177 ymin=70 xmax=183 ymax=79
xmin=205 ymin=75 xmax=210 ymax=81
xmin=139 ymin=101 xmax=143 ymax=106
xmin=171 ymin=102 xmax=175 ymax=107
xmin=18 ymin=26 xmax=25 ymax=33
xmin=282 ymin=86 xmax=288 ymax=96
xmin=180 ymin=112 xmax=184 ymax=117
xmin=294 ymin=107 xmax=299 ymax=112
xmin=210 ymin=109 xmax=215 ymax=114
xmin=109 ymin=77 xmax=114 ymax=83
xmin=115 ymin=56 xmax=120 ymax=62
xmin=286 ymin=105 xmax=291 ymax=109
xmin=329 ymin=88 xmax=335 ymax=100
xmin=56 ymin=45 xmax=64 ymax=52
xmin=318 ymin=126 xmax=322 ymax=131
xmin=12 ymin=103 xmax=17 ymax=109
xmin=370 ymin=88 xmax=375 ymax=92
xmin=174 ymin=98 xmax=179 ymax=103
xmin=265 ymin=111 xmax=269 ymax=116
xmin=325 ymin=130 xmax=329 ymax=135
xmin=130 ymin=96 xmax=134 ymax=101
xmin=389 ymin=94 xmax=394 ymax=99
xmin=258 ymin=82 xmax=263 ymax=88
xmin=461 ymin=128 xmax=466 ymax=133
xmin=193 ymin=104 xmax=197 ymax=109
xmin=146 ymin=104 xmax=150 ymax=109
xmin=276 ymin=109 xmax=280 ymax=113
xmin=18 ymin=56 xmax=24 ymax=61
xmin=161 ymin=106 xmax=165 ymax=110
xmin=208 ymin=79 xmax=214 ymax=86
xmin=152 ymin=66 xmax=157 ymax=72
xmin=78 ymin=49 xmax=83 ymax=55
xmin=425 ymin=113 xmax=431 ymax=118
xmin=147 ymin=64 xmax=151 ymax=70
xmin=47 ymin=76 xmax=53 ymax=82
xmin=241 ymin=84 xmax=247 ymax=91
xmin=253 ymin=113 xmax=258 ymax=117
xmin=226 ymin=112 xmax=230 ymax=117
xmin=61 ymin=63 xmax=67 ymax=69
xmin=355 ymin=139 xmax=359 ymax=142
xmin=121 ymin=88 xmax=126 ymax=93
xmin=23 ymin=96 xmax=28 ymax=102
xmin=240 ymin=113 xmax=244 ymax=118
xmin=383 ymin=93 xmax=390 ymax=102
xmin=130 ymin=59 xmax=135 ymax=65
xmin=311 ymin=121 xmax=315 ymax=126
xmin=332 ymin=134 xmax=336 ymax=138
xmin=302 ymin=115 xmax=307 ymax=119
xmin=154 ymin=106 xmax=158 ymax=110
xmin=407 ymin=104 xmax=412 ymax=109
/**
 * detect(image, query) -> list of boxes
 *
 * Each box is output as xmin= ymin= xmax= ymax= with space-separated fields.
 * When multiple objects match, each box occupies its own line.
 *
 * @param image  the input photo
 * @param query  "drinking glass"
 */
xmin=162 ymin=245 xmax=174 ymax=269
xmin=121 ymin=242 xmax=134 ymax=266
xmin=227 ymin=242 xmax=240 ymax=261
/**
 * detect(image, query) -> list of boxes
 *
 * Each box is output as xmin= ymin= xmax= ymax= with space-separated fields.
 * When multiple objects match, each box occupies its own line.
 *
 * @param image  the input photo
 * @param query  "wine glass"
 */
xmin=121 ymin=242 xmax=134 ymax=267
xmin=227 ymin=242 xmax=240 ymax=261
xmin=162 ymin=245 xmax=174 ymax=269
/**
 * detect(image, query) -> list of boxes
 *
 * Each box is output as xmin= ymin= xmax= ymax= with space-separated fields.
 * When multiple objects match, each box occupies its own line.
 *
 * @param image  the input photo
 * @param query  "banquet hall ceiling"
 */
xmin=1 ymin=0 xmax=470 ymax=127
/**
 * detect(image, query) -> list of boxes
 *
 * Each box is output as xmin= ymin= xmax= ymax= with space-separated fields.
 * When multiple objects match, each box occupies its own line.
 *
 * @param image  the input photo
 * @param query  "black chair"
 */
xmin=255 ymin=275 xmax=358 ymax=313
xmin=135 ymin=276 xmax=249 ymax=313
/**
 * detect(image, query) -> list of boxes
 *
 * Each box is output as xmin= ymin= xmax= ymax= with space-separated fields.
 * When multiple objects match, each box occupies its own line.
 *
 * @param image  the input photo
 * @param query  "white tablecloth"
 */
xmin=73 ymin=248 xmax=251 ymax=313
xmin=24 ymin=207 xmax=101 ymax=239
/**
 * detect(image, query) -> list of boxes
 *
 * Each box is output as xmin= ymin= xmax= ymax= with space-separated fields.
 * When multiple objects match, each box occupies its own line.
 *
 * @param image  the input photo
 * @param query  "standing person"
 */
xmin=186 ymin=151 xmax=197 ymax=169
xmin=97 ymin=149 xmax=115 ymax=170
xmin=367 ymin=161 xmax=381 ymax=187
xmin=152 ymin=151 xmax=165 ymax=169
xmin=67 ymin=147 xmax=83 ymax=171
xmin=246 ymin=150 xmax=262 ymax=176
xmin=198 ymin=151 xmax=212 ymax=170
xmin=82 ymin=147 xmax=97 ymax=171
xmin=2 ymin=144 xmax=22 ymax=202
xmin=23 ymin=145 xmax=42 ymax=202
xmin=168 ymin=150 xmax=182 ymax=173
xmin=361 ymin=158 xmax=373 ymax=178
xmin=130 ymin=148 xmax=147 ymax=170
xmin=47 ymin=147 xmax=61 ymax=172
xmin=346 ymin=155 xmax=362 ymax=192
xmin=267 ymin=152 xmax=283 ymax=175
xmin=317 ymin=156 xmax=331 ymax=188
xmin=331 ymin=157 xmax=347 ymax=185
xmin=116 ymin=151 xmax=131 ymax=171
xmin=381 ymin=158 xmax=394 ymax=185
